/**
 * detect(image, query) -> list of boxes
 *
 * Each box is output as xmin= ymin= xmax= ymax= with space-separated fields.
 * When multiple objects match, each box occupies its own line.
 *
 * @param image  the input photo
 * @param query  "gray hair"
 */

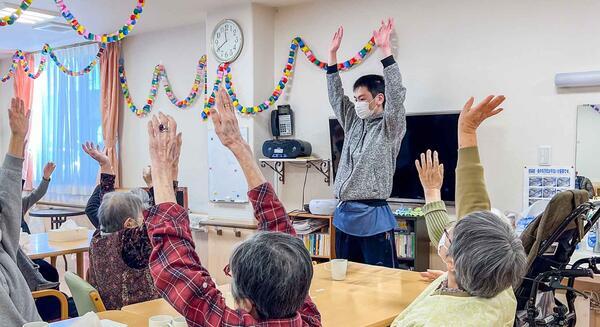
xmin=129 ymin=188 xmax=151 ymax=210
xmin=229 ymin=231 xmax=313 ymax=319
xmin=449 ymin=211 xmax=527 ymax=298
xmin=97 ymin=192 xmax=143 ymax=233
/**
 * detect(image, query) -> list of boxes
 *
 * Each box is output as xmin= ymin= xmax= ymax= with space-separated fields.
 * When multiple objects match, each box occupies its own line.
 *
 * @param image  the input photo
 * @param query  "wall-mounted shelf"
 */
xmin=259 ymin=157 xmax=331 ymax=186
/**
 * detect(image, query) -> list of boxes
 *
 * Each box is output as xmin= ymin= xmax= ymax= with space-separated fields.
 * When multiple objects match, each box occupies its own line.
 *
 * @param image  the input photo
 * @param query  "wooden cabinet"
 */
xmin=192 ymin=224 xmax=256 ymax=285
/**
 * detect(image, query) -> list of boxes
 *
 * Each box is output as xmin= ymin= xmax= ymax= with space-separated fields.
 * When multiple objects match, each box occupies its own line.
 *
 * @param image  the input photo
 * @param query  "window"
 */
xmin=30 ymin=43 xmax=103 ymax=204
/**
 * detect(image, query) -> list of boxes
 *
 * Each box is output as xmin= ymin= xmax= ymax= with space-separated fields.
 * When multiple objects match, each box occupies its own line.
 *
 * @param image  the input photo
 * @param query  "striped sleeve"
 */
xmin=423 ymin=201 xmax=452 ymax=245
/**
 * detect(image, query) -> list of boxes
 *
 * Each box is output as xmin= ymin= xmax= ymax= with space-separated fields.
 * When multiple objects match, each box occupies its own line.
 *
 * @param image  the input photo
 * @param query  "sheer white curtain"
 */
xmin=30 ymin=44 xmax=103 ymax=204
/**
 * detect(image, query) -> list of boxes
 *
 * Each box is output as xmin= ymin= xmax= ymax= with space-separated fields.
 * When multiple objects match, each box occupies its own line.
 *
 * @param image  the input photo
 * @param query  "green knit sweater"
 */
xmin=423 ymin=146 xmax=491 ymax=245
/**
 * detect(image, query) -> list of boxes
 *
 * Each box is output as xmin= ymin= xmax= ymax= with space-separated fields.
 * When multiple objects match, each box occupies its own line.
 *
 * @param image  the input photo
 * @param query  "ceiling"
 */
xmin=0 ymin=0 xmax=314 ymax=56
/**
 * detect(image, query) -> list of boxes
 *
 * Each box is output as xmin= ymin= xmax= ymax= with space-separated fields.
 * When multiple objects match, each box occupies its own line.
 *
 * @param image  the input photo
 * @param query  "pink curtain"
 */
xmin=100 ymin=43 xmax=121 ymax=187
xmin=14 ymin=53 xmax=34 ymax=190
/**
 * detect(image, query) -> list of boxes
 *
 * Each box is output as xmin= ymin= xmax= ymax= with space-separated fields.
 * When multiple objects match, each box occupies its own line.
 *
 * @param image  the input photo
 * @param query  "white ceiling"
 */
xmin=0 ymin=0 xmax=314 ymax=55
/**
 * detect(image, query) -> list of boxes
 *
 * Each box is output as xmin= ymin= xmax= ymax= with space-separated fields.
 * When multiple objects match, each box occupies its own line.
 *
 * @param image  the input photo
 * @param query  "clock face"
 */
xmin=212 ymin=19 xmax=243 ymax=63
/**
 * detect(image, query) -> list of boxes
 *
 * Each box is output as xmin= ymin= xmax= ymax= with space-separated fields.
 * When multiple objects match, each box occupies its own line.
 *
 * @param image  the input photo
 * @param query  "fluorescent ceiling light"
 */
xmin=0 ymin=2 xmax=58 ymax=24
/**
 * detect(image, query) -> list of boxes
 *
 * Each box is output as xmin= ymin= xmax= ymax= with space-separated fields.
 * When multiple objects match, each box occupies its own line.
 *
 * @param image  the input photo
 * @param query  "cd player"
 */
xmin=262 ymin=139 xmax=312 ymax=159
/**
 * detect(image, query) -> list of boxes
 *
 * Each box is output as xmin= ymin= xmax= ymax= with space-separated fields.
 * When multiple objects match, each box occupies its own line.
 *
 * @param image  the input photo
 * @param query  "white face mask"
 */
xmin=354 ymin=98 xmax=375 ymax=119
xmin=437 ymin=232 xmax=450 ymax=264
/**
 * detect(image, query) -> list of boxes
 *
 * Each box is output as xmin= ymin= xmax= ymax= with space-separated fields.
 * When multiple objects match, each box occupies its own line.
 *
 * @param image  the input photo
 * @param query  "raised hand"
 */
xmin=211 ymin=88 xmax=245 ymax=150
xmin=458 ymin=95 xmax=505 ymax=148
xmin=148 ymin=112 xmax=181 ymax=177
xmin=329 ymin=26 xmax=343 ymax=54
xmin=43 ymin=162 xmax=57 ymax=180
xmin=373 ymin=18 xmax=394 ymax=57
xmin=142 ymin=165 xmax=152 ymax=187
xmin=147 ymin=112 xmax=181 ymax=204
xmin=82 ymin=142 xmax=110 ymax=167
xmin=9 ymin=97 xmax=30 ymax=138
xmin=415 ymin=150 xmax=444 ymax=202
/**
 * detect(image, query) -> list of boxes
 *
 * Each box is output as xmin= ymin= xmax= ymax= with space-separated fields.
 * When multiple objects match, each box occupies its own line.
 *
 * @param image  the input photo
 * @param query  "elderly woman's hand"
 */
xmin=211 ymin=88 xmax=246 ymax=151
xmin=82 ymin=142 xmax=113 ymax=174
xmin=147 ymin=112 xmax=181 ymax=205
xmin=8 ymin=97 xmax=29 ymax=158
xmin=415 ymin=150 xmax=444 ymax=203
xmin=458 ymin=95 xmax=505 ymax=148
xmin=419 ymin=269 xmax=445 ymax=282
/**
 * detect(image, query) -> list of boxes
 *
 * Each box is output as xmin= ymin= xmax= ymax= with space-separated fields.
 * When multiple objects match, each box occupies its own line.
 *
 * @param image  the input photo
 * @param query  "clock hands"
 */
xmin=217 ymin=30 xmax=229 ymax=51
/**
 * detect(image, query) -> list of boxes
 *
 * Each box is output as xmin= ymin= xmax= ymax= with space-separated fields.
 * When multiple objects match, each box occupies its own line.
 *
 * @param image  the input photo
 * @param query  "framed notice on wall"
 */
xmin=523 ymin=166 xmax=575 ymax=210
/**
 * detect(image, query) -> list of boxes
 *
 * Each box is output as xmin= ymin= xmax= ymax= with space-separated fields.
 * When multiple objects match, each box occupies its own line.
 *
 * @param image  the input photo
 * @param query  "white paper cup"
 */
xmin=149 ymin=315 xmax=173 ymax=327
xmin=172 ymin=317 xmax=188 ymax=327
xmin=330 ymin=259 xmax=348 ymax=281
xmin=23 ymin=323 xmax=49 ymax=327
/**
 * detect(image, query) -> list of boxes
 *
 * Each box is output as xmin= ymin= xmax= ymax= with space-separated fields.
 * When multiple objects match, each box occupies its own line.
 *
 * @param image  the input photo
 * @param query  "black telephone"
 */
xmin=271 ymin=105 xmax=294 ymax=137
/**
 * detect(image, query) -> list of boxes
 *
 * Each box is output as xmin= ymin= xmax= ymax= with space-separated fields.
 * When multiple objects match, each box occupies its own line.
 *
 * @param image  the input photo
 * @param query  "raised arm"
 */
xmin=82 ymin=142 xmax=114 ymax=229
xmin=22 ymin=162 xmax=55 ymax=214
xmin=211 ymin=88 xmax=295 ymax=233
xmin=145 ymin=112 xmax=246 ymax=326
xmin=415 ymin=150 xmax=450 ymax=245
xmin=327 ymin=26 xmax=358 ymax=130
xmin=1 ymin=98 xmax=29 ymax=260
xmin=374 ymin=18 xmax=407 ymax=134
xmin=456 ymin=95 xmax=505 ymax=218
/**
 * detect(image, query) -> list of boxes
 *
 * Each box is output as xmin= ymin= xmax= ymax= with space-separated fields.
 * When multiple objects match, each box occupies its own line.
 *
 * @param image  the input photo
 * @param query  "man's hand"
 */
xmin=211 ymin=88 xmax=246 ymax=151
xmin=415 ymin=150 xmax=444 ymax=203
xmin=458 ymin=95 xmax=505 ymax=148
xmin=328 ymin=26 xmax=343 ymax=66
xmin=147 ymin=112 xmax=181 ymax=204
xmin=373 ymin=18 xmax=394 ymax=58
xmin=43 ymin=162 xmax=56 ymax=180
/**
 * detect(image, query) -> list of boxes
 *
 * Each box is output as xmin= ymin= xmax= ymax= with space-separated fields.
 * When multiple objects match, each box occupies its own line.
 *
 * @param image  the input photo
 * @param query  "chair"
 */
xmin=31 ymin=289 xmax=69 ymax=321
xmin=63 ymin=271 xmax=106 ymax=316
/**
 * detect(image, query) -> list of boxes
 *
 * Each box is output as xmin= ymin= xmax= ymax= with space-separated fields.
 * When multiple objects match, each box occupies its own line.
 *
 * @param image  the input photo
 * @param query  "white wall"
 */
xmin=0 ymin=59 xmax=14 ymax=155
xmin=120 ymin=22 xmax=209 ymax=213
xmin=576 ymin=105 xmax=600 ymax=182
xmin=273 ymin=0 xmax=600 ymax=212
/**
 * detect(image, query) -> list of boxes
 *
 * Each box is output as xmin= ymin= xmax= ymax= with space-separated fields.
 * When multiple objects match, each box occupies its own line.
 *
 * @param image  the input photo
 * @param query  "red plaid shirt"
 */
xmin=146 ymin=182 xmax=321 ymax=327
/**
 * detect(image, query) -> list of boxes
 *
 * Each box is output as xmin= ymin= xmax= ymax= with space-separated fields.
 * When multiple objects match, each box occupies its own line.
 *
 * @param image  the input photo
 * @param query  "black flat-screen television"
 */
xmin=329 ymin=112 xmax=459 ymax=203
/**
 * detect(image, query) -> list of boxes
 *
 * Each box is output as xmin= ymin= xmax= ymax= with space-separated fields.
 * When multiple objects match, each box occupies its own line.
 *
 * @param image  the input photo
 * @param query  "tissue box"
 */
xmin=48 ymin=227 xmax=89 ymax=242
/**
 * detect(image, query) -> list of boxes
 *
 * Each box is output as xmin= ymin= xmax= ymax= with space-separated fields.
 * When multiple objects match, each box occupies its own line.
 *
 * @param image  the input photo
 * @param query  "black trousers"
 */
xmin=335 ymin=228 xmax=398 ymax=268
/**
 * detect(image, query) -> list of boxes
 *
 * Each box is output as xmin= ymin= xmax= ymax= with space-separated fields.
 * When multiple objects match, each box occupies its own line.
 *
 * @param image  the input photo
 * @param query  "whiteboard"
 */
xmin=208 ymin=128 xmax=249 ymax=203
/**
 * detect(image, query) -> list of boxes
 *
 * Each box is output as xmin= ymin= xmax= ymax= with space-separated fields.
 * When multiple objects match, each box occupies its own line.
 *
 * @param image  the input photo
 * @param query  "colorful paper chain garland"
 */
xmin=200 ymin=36 xmax=376 ymax=119
xmin=119 ymin=55 xmax=207 ymax=117
xmin=0 ymin=0 xmax=33 ymax=26
xmin=1 ymin=43 xmax=105 ymax=83
xmin=1 ymin=49 xmax=47 ymax=82
xmin=53 ymin=0 xmax=145 ymax=43
xmin=46 ymin=43 xmax=106 ymax=76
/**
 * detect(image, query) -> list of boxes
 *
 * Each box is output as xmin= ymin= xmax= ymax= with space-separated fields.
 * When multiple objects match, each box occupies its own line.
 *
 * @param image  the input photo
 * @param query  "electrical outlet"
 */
xmin=538 ymin=145 xmax=552 ymax=166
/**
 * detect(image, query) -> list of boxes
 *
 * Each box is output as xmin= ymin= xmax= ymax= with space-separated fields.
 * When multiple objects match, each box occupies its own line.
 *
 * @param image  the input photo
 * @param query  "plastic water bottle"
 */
xmin=587 ymin=229 xmax=597 ymax=251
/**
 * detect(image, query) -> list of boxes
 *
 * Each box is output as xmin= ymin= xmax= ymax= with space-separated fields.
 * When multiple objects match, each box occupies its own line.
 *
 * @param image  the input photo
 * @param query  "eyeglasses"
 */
xmin=223 ymin=264 xmax=231 ymax=277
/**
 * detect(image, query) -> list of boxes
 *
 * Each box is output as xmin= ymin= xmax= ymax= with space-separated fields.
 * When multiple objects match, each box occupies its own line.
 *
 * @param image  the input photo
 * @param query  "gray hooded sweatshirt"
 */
xmin=327 ymin=56 xmax=407 ymax=201
xmin=0 ymin=155 xmax=41 ymax=325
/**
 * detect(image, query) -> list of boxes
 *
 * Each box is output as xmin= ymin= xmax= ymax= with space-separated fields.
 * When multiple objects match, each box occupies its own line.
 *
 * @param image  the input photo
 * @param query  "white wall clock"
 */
xmin=211 ymin=19 xmax=244 ymax=63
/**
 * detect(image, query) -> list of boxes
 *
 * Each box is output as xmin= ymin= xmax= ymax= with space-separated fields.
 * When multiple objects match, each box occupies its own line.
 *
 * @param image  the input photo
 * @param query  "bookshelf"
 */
xmin=394 ymin=215 xmax=429 ymax=271
xmin=288 ymin=211 xmax=335 ymax=261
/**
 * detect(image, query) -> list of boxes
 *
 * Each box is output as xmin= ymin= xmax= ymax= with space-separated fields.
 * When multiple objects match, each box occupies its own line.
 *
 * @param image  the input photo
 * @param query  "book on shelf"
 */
xmin=395 ymin=232 xmax=416 ymax=259
xmin=301 ymin=233 xmax=330 ymax=257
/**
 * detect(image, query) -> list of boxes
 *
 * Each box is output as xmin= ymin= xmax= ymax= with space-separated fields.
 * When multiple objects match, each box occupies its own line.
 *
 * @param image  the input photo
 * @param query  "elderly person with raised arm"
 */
xmin=392 ymin=96 xmax=527 ymax=326
xmin=82 ymin=142 xmax=169 ymax=310
xmin=0 ymin=98 xmax=42 ymax=325
xmin=144 ymin=89 xmax=321 ymax=326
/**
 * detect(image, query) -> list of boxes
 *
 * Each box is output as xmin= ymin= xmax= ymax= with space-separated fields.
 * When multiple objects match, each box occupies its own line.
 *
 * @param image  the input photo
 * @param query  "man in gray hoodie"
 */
xmin=327 ymin=19 xmax=406 ymax=268
xmin=1 ymin=97 xmax=42 ymax=325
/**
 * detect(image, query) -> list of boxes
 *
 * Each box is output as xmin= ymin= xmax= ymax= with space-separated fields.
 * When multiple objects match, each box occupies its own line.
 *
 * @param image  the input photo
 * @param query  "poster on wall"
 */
xmin=523 ymin=166 xmax=575 ymax=210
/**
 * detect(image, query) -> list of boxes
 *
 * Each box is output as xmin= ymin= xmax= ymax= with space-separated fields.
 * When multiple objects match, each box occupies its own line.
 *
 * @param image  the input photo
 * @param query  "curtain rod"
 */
xmin=28 ymin=41 xmax=99 ymax=54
